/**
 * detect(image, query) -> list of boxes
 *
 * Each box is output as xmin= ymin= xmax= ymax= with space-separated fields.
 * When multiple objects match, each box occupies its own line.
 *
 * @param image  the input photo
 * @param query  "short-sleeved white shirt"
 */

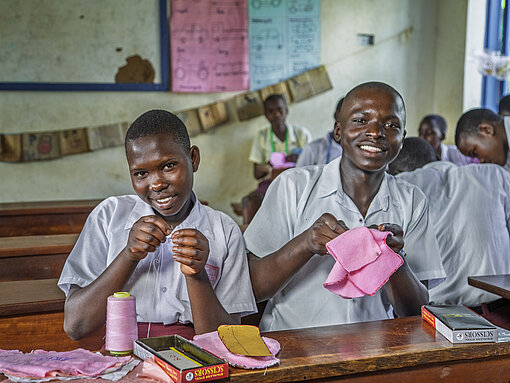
xmin=248 ymin=124 xmax=312 ymax=164
xmin=440 ymin=143 xmax=476 ymax=166
xmin=397 ymin=161 xmax=510 ymax=307
xmin=244 ymin=157 xmax=445 ymax=332
xmin=295 ymin=132 xmax=343 ymax=167
xmin=58 ymin=194 xmax=257 ymax=325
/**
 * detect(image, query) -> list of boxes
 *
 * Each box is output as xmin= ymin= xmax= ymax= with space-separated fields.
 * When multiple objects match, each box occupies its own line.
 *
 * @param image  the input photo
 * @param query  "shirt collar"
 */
xmin=124 ymin=193 xmax=214 ymax=239
xmin=316 ymin=157 xmax=391 ymax=213
xmin=271 ymin=124 xmax=297 ymax=144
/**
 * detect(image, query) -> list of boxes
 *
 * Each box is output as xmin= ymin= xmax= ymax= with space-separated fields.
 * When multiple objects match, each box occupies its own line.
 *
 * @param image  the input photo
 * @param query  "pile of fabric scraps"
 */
xmin=0 ymin=348 xmax=138 ymax=382
xmin=323 ymin=226 xmax=404 ymax=298
xmin=193 ymin=325 xmax=280 ymax=369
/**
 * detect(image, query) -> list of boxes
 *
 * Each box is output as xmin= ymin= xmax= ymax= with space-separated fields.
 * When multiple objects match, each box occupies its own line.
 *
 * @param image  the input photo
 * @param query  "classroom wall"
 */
xmin=0 ymin=0 xmax=468 ymax=219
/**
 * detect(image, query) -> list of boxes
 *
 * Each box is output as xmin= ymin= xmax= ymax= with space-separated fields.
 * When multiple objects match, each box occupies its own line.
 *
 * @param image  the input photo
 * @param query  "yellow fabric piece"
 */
xmin=218 ymin=325 xmax=272 ymax=357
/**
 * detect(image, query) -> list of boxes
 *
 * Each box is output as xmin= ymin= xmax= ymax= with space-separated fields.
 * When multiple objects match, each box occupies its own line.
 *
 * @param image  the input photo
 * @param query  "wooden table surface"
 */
xmin=468 ymin=274 xmax=510 ymax=300
xmin=3 ymin=316 xmax=510 ymax=382
xmin=0 ymin=234 xmax=79 ymax=257
xmin=0 ymin=278 xmax=65 ymax=316
xmin=0 ymin=199 xmax=102 ymax=216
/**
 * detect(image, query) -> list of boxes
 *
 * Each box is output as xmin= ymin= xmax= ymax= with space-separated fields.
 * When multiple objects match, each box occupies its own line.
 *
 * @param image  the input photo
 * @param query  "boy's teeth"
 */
xmin=360 ymin=145 xmax=382 ymax=153
xmin=157 ymin=197 xmax=171 ymax=203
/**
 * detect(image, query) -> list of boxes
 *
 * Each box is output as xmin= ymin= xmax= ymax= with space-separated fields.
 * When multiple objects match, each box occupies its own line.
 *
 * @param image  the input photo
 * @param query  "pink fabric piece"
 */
xmin=192 ymin=331 xmax=280 ymax=369
xmin=0 ymin=348 xmax=131 ymax=379
xmin=324 ymin=227 xmax=404 ymax=298
xmin=137 ymin=358 xmax=173 ymax=383
xmin=269 ymin=152 xmax=296 ymax=169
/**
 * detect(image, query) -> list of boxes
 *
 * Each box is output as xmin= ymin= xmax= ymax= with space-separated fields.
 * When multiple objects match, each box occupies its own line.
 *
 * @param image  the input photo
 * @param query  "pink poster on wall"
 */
xmin=170 ymin=0 xmax=249 ymax=93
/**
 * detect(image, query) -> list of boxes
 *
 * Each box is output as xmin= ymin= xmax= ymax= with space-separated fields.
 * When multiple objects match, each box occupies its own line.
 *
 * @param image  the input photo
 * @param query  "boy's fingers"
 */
xmin=173 ymin=247 xmax=204 ymax=260
xmin=320 ymin=213 xmax=346 ymax=234
xmin=378 ymin=223 xmax=403 ymax=237
xmin=141 ymin=215 xmax=172 ymax=236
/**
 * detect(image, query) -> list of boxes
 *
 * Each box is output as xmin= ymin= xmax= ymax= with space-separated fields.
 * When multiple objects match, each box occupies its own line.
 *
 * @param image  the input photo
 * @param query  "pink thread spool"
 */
xmin=105 ymin=292 xmax=138 ymax=355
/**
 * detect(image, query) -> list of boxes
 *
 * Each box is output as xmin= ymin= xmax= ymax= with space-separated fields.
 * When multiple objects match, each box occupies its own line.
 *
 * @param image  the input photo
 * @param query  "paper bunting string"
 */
xmin=0 ymin=65 xmax=332 ymax=162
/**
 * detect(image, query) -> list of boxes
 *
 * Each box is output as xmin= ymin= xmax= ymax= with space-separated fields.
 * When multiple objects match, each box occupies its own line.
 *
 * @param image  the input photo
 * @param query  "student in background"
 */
xmin=245 ymin=82 xmax=444 ymax=332
xmin=455 ymin=108 xmax=510 ymax=171
xmin=240 ymin=94 xmax=311 ymax=225
xmin=296 ymin=97 xmax=344 ymax=167
xmin=249 ymin=94 xmax=311 ymax=187
xmin=499 ymin=94 xmax=510 ymax=116
xmin=389 ymin=137 xmax=510 ymax=329
xmin=418 ymin=114 xmax=475 ymax=165
xmin=59 ymin=110 xmax=256 ymax=340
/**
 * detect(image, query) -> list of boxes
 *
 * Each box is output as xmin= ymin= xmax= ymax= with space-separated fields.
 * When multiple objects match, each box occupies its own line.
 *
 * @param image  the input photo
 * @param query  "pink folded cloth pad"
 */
xmin=323 ymin=227 xmax=404 ymax=298
xmin=192 ymin=331 xmax=280 ymax=369
xmin=269 ymin=152 xmax=296 ymax=169
xmin=0 ymin=348 xmax=132 ymax=378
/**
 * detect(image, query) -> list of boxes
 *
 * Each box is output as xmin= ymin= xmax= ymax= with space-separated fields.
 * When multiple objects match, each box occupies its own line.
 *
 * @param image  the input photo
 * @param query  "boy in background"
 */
xmin=418 ymin=114 xmax=474 ymax=165
xmin=455 ymin=108 xmax=510 ymax=171
xmin=296 ymin=97 xmax=344 ymax=167
xmin=245 ymin=82 xmax=445 ymax=332
xmin=59 ymin=110 xmax=256 ymax=340
xmin=389 ymin=137 xmax=510 ymax=329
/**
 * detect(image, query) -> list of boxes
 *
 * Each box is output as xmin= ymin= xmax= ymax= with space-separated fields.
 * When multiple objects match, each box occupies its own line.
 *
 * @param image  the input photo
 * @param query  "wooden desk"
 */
xmin=0 ymin=199 xmax=100 ymax=237
xmin=0 ymin=233 xmax=78 ymax=281
xmin=2 ymin=316 xmax=510 ymax=382
xmin=468 ymin=274 xmax=510 ymax=300
xmin=0 ymin=278 xmax=65 ymax=317
xmin=226 ymin=316 xmax=510 ymax=382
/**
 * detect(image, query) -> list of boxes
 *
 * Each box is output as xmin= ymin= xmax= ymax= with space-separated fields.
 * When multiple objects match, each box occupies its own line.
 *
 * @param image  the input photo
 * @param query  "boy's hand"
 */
xmin=285 ymin=153 xmax=299 ymax=163
xmin=305 ymin=213 xmax=349 ymax=255
xmin=125 ymin=215 xmax=171 ymax=261
xmin=172 ymin=229 xmax=210 ymax=276
xmin=368 ymin=223 xmax=404 ymax=254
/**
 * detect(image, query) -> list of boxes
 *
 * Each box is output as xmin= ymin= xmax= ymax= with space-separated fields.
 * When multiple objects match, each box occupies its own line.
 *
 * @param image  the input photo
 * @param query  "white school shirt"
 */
xmin=440 ymin=143 xmax=475 ymax=166
xmin=58 ymin=193 xmax=257 ymax=325
xmin=295 ymin=132 xmax=343 ymax=167
xmin=248 ymin=124 xmax=312 ymax=164
xmin=396 ymin=161 xmax=510 ymax=307
xmin=244 ymin=157 xmax=445 ymax=332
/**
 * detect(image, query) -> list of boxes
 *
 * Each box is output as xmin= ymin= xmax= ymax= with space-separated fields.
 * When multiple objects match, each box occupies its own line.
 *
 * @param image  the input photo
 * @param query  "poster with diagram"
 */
xmin=249 ymin=0 xmax=320 ymax=91
xmin=170 ymin=0 xmax=249 ymax=92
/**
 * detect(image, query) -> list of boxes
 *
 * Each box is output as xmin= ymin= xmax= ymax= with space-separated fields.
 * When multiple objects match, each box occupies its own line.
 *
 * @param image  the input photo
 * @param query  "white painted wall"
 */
xmin=0 ymin=0 xmax=469 ymax=221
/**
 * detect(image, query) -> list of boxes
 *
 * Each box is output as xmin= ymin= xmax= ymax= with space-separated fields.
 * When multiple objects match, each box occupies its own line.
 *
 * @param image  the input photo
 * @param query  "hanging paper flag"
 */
xmin=198 ymin=101 xmax=229 ymax=130
xmin=235 ymin=91 xmax=265 ymax=121
xmin=22 ymin=132 xmax=61 ymax=161
xmin=260 ymin=82 xmax=292 ymax=104
xmin=87 ymin=122 xmax=129 ymax=151
xmin=60 ymin=128 xmax=89 ymax=156
xmin=0 ymin=134 xmax=22 ymax=162
xmin=249 ymin=0 xmax=321 ymax=90
xmin=170 ymin=0 xmax=249 ymax=93
xmin=287 ymin=65 xmax=332 ymax=102
xmin=175 ymin=109 xmax=203 ymax=137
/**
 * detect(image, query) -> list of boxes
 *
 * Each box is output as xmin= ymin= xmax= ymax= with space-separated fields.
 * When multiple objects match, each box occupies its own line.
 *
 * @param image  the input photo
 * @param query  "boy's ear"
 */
xmin=477 ymin=123 xmax=495 ymax=136
xmin=333 ymin=121 xmax=341 ymax=143
xmin=190 ymin=146 xmax=200 ymax=172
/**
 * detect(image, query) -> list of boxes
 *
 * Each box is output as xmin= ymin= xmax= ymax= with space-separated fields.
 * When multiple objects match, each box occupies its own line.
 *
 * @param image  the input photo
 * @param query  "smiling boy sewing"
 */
xmin=244 ymin=82 xmax=445 ymax=332
xmin=58 ymin=110 xmax=256 ymax=340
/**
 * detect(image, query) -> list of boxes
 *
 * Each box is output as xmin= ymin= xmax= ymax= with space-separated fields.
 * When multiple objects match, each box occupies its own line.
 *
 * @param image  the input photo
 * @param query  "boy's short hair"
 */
xmin=263 ymin=94 xmax=287 ymax=108
xmin=388 ymin=137 xmax=437 ymax=175
xmin=334 ymin=97 xmax=345 ymax=120
xmin=125 ymin=109 xmax=191 ymax=151
xmin=420 ymin=114 xmax=447 ymax=137
xmin=343 ymin=82 xmax=406 ymax=125
xmin=455 ymin=108 xmax=502 ymax=146
xmin=499 ymin=94 xmax=510 ymax=115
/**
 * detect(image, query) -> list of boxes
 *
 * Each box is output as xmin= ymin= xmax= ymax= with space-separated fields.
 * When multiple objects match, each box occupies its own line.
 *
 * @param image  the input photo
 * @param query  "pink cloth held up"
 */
xmin=269 ymin=152 xmax=296 ymax=169
xmin=0 ymin=348 xmax=131 ymax=379
xmin=323 ymin=227 xmax=404 ymax=298
xmin=192 ymin=331 xmax=280 ymax=369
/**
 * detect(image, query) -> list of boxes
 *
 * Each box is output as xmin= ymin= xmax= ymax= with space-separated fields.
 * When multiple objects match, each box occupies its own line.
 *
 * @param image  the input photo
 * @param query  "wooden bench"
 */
xmin=0 ymin=199 xmax=100 ymax=237
xmin=0 ymin=234 xmax=78 ymax=281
